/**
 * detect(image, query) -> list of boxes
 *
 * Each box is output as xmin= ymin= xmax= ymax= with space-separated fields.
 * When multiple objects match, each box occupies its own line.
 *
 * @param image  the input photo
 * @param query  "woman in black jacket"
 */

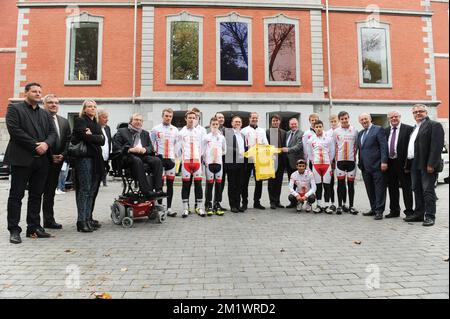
xmin=71 ymin=100 xmax=105 ymax=232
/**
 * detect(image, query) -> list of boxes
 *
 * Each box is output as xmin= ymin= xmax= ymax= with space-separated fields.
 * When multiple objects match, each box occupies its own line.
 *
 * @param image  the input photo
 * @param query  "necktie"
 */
xmin=389 ymin=126 xmax=397 ymax=158
xmin=286 ymin=131 xmax=293 ymax=147
xmin=361 ymin=129 xmax=367 ymax=146
xmin=53 ymin=115 xmax=60 ymax=137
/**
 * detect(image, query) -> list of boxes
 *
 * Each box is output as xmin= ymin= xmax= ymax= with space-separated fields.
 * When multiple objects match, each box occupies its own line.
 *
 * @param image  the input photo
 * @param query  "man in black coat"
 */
xmin=357 ymin=113 xmax=389 ymax=221
xmin=266 ymin=114 xmax=286 ymax=209
xmin=384 ymin=111 xmax=414 ymax=218
xmin=112 ymin=113 xmax=165 ymax=198
xmin=404 ymin=104 xmax=445 ymax=226
xmin=4 ymin=83 xmax=57 ymax=244
xmin=41 ymin=94 xmax=71 ymax=229
xmin=224 ymin=116 xmax=246 ymax=213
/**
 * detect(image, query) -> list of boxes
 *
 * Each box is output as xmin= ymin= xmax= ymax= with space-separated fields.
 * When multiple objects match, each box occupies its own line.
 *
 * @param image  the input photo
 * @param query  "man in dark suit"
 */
xmin=384 ymin=111 xmax=414 ymax=218
xmin=404 ymin=104 xmax=445 ymax=227
xmin=41 ymin=94 xmax=71 ymax=229
xmin=266 ymin=114 xmax=286 ymax=209
xmin=224 ymin=116 xmax=246 ymax=213
xmin=4 ymin=82 xmax=57 ymax=244
xmin=112 ymin=113 xmax=165 ymax=198
xmin=282 ymin=118 xmax=304 ymax=208
xmin=357 ymin=113 xmax=389 ymax=220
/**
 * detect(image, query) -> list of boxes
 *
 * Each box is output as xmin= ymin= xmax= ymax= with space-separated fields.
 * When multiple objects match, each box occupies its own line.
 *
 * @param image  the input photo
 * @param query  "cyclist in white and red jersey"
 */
xmin=302 ymin=113 xmax=319 ymax=169
xmin=288 ymin=159 xmax=317 ymax=213
xmin=150 ymin=108 xmax=179 ymax=217
xmin=306 ymin=120 xmax=335 ymax=214
xmin=178 ymin=111 xmax=206 ymax=218
xmin=333 ymin=111 xmax=359 ymax=215
xmin=202 ymin=117 xmax=227 ymax=216
xmin=326 ymin=114 xmax=340 ymax=212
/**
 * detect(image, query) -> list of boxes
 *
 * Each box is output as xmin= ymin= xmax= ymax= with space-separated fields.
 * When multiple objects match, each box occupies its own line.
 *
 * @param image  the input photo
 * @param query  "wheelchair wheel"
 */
xmin=122 ymin=217 xmax=134 ymax=228
xmin=111 ymin=202 xmax=126 ymax=225
xmin=158 ymin=211 xmax=167 ymax=223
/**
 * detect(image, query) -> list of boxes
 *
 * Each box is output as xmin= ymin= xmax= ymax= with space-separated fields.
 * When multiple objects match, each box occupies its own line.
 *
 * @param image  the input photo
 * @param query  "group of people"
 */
xmin=4 ymin=82 xmax=445 ymax=244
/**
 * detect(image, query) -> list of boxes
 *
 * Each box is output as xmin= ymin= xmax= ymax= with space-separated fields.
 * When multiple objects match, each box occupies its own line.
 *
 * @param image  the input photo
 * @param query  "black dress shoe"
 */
xmin=254 ymin=203 xmax=266 ymax=210
xmin=231 ymin=207 xmax=239 ymax=213
xmin=363 ymin=211 xmax=376 ymax=216
xmin=422 ymin=218 xmax=435 ymax=227
xmin=374 ymin=213 xmax=383 ymax=220
xmin=44 ymin=221 xmax=63 ymax=229
xmin=270 ymin=204 xmax=277 ymax=210
xmin=9 ymin=231 xmax=22 ymax=244
xmin=89 ymin=219 xmax=102 ymax=228
xmin=239 ymin=205 xmax=247 ymax=212
xmin=276 ymin=204 xmax=285 ymax=208
xmin=404 ymin=215 xmax=424 ymax=222
xmin=26 ymin=228 xmax=52 ymax=238
xmin=385 ymin=212 xmax=400 ymax=219
xmin=77 ymin=221 xmax=93 ymax=233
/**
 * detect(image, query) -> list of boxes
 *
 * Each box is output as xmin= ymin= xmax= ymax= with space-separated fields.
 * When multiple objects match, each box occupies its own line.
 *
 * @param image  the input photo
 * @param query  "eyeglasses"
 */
xmin=412 ymin=110 xmax=426 ymax=114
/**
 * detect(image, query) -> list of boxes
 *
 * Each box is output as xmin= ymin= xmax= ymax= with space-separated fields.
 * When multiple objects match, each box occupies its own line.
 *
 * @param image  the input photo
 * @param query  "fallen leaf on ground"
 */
xmin=443 ymin=256 xmax=449 ymax=262
xmin=353 ymin=240 xmax=362 ymax=245
xmin=120 ymin=267 xmax=128 ymax=272
xmin=3 ymin=284 xmax=12 ymax=289
xmin=94 ymin=292 xmax=112 ymax=299
xmin=64 ymin=249 xmax=75 ymax=253
xmin=280 ymin=248 xmax=285 ymax=253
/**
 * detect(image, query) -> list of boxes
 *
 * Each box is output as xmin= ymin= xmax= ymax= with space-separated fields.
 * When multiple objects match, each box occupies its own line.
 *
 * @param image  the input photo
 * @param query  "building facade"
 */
xmin=0 ymin=0 xmax=448 ymax=151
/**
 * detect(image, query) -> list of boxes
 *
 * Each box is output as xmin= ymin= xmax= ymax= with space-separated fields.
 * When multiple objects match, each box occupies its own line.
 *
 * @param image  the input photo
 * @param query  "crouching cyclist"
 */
xmin=288 ymin=159 xmax=317 ymax=213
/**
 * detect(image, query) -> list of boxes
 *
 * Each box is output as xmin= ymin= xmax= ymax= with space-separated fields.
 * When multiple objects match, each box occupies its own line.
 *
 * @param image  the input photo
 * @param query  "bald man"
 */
xmin=357 ymin=113 xmax=388 ymax=220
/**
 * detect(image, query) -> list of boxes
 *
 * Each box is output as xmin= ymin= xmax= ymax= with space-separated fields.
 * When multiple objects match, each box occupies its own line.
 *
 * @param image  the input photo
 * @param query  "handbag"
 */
xmin=68 ymin=140 xmax=88 ymax=157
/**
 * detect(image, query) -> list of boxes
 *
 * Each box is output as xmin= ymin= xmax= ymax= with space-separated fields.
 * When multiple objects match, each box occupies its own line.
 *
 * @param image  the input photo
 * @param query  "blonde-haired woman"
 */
xmin=71 ymin=100 xmax=105 ymax=232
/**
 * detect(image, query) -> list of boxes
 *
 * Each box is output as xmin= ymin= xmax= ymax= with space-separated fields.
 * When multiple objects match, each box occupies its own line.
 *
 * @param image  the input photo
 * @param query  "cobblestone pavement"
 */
xmin=0 ymin=177 xmax=448 ymax=299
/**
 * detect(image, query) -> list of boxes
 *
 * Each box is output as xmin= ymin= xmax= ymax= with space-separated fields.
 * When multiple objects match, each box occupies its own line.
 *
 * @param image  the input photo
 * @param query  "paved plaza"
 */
xmin=0 ymin=177 xmax=448 ymax=299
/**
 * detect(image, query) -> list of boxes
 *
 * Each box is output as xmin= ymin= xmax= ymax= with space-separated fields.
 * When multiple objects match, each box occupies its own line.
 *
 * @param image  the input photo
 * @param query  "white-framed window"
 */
xmin=64 ymin=12 xmax=103 ymax=85
xmin=357 ymin=21 xmax=392 ymax=88
xmin=166 ymin=12 xmax=203 ymax=85
xmin=216 ymin=12 xmax=252 ymax=86
xmin=263 ymin=14 xmax=300 ymax=86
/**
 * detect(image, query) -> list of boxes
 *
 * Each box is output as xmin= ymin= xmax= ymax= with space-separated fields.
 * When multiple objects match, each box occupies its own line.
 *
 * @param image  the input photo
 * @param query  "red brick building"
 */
xmin=0 ymin=0 xmax=448 ymax=150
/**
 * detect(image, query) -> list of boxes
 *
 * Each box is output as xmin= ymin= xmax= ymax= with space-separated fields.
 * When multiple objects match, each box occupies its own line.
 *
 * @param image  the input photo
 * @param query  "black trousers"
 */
xmin=362 ymin=169 xmax=387 ymax=214
xmin=286 ymin=165 xmax=296 ymax=183
xmin=242 ymin=162 xmax=263 ymax=205
xmin=125 ymin=154 xmax=163 ymax=192
xmin=268 ymin=159 xmax=285 ymax=205
xmin=227 ymin=164 xmax=244 ymax=209
xmin=411 ymin=164 xmax=438 ymax=220
xmin=386 ymin=158 xmax=413 ymax=215
xmin=7 ymin=156 xmax=49 ymax=233
xmin=42 ymin=161 xmax=63 ymax=224
xmin=219 ymin=156 xmax=227 ymax=201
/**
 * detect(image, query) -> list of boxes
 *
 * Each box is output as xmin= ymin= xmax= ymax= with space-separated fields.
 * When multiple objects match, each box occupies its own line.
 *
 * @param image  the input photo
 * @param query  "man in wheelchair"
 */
xmin=112 ymin=113 xmax=166 ymax=199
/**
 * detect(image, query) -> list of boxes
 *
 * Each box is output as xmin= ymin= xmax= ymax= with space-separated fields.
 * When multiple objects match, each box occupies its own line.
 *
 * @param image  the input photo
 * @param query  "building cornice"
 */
xmin=16 ymin=1 xmax=435 ymax=17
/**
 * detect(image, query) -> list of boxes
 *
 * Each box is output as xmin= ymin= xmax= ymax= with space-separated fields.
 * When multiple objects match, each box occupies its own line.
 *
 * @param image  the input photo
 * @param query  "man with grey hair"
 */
xmin=357 ymin=113 xmax=388 ymax=220
xmin=97 ymin=109 xmax=112 ymax=187
xmin=384 ymin=111 xmax=414 ymax=218
xmin=42 ymin=94 xmax=71 ymax=229
xmin=404 ymin=104 xmax=445 ymax=226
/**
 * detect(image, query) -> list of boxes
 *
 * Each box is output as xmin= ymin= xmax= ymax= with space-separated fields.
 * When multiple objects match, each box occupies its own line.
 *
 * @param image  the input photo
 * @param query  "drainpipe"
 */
xmin=325 ymin=0 xmax=333 ymax=113
xmin=132 ymin=0 xmax=138 ymax=104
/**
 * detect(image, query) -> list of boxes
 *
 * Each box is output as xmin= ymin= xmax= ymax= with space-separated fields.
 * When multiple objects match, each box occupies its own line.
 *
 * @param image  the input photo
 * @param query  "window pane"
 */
xmin=361 ymin=28 xmax=389 ymax=84
xmin=268 ymin=23 xmax=296 ymax=82
xmin=170 ymin=21 xmax=199 ymax=81
xmin=69 ymin=22 xmax=98 ymax=81
xmin=220 ymin=22 xmax=249 ymax=81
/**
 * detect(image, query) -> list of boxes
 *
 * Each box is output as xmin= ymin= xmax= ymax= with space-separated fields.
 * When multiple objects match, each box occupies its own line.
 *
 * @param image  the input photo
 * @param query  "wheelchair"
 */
xmin=109 ymin=152 xmax=167 ymax=228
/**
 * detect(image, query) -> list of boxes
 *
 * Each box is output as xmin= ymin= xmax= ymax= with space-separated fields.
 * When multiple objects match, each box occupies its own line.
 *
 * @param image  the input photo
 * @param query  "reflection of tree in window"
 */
xmin=171 ymin=22 xmax=199 ymax=81
xmin=220 ymin=22 xmax=248 ymax=81
xmin=361 ymin=28 xmax=388 ymax=84
xmin=268 ymin=23 xmax=296 ymax=82
xmin=70 ymin=22 xmax=98 ymax=81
